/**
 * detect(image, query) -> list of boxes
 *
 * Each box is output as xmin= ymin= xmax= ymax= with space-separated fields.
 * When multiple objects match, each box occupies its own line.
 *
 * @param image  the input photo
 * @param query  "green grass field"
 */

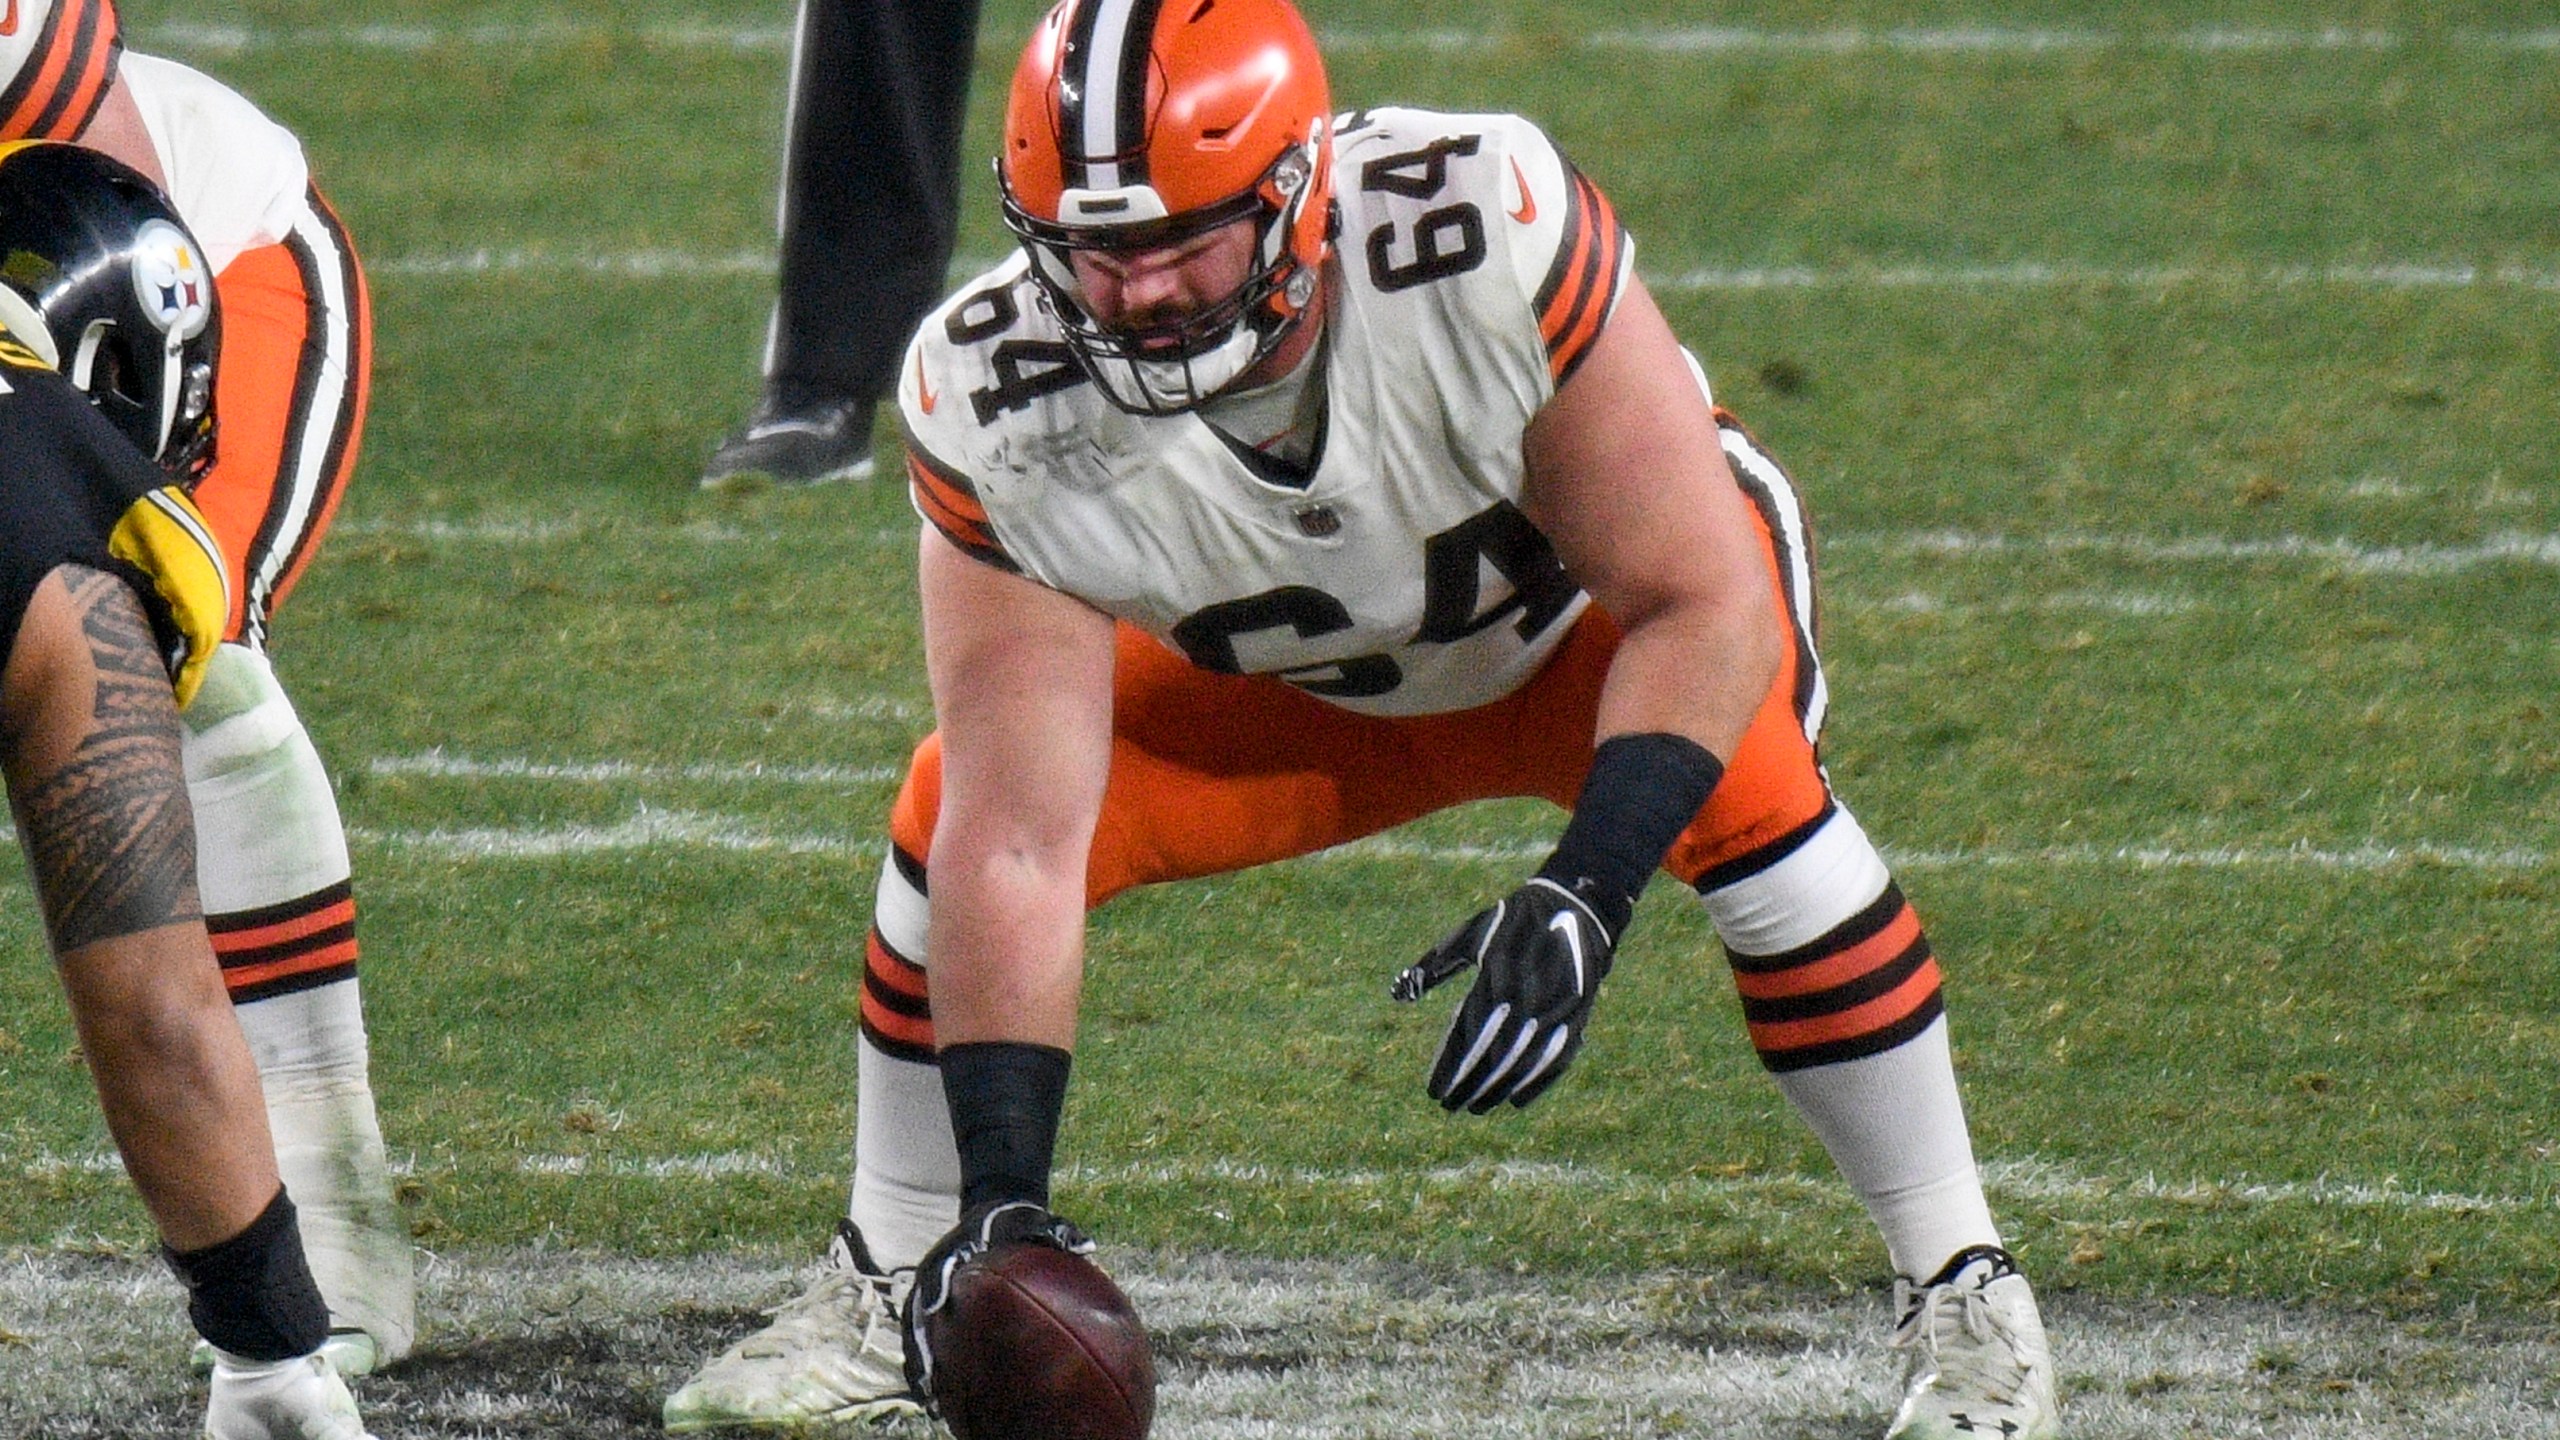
xmin=2 ymin=0 xmax=2558 ymax=1432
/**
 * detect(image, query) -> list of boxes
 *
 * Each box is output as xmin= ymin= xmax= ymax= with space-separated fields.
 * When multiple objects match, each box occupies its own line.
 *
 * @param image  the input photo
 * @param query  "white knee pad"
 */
xmin=181 ymin=645 xmax=351 ymax=912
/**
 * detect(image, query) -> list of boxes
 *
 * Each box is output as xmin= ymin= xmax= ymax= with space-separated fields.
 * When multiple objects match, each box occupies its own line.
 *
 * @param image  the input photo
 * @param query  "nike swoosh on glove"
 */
xmin=1394 ymin=877 xmax=1617 ymax=1113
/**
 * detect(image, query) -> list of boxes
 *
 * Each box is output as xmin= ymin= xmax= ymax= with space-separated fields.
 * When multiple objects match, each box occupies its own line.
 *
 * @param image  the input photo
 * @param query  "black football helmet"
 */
xmin=0 ymin=141 xmax=219 ymax=480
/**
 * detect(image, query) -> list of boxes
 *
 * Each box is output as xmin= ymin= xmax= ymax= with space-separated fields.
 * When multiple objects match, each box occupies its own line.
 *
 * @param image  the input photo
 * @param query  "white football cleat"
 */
xmin=203 ymin=1351 xmax=378 ymax=1440
xmin=663 ymin=1220 xmax=924 ymax=1433
xmin=1885 ymin=1245 xmax=2059 ymax=1440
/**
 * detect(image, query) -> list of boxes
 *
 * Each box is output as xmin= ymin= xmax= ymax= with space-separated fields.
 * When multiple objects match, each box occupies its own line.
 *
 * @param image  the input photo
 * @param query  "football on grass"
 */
xmin=924 ymin=1242 xmax=1157 ymax=1440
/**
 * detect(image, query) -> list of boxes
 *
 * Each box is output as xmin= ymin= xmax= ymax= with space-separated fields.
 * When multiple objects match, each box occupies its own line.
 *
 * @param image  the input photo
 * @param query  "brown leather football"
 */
xmin=924 ymin=1243 xmax=1157 ymax=1440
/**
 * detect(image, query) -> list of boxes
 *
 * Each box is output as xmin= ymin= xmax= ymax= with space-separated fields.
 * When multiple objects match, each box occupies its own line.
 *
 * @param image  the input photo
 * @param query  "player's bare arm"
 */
xmin=916 ymin=526 xmax=1118 ymax=1051
xmin=0 ymin=565 xmax=278 ymax=1250
xmin=901 ymin=528 xmax=1120 ymax=1390
xmin=2 ymin=565 xmax=202 ymax=952
xmin=1519 ymin=273 xmax=1784 ymax=761
xmin=1407 ymin=275 xmax=1788 ymax=1113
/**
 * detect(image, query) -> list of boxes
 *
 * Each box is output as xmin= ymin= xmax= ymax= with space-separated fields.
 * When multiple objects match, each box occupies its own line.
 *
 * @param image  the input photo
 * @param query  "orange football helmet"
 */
xmin=1000 ymin=0 xmax=1334 ymax=414
xmin=0 ymin=0 xmax=122 ymax=143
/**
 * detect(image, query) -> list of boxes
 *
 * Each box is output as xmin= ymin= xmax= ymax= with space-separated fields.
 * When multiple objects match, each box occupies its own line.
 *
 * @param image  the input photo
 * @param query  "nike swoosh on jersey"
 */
xmin=916 ymin=350 xmax=940 ymax=415
xmin=1508 ymin=157 xmax=1538 ymax=225
xmin=1 ymin=1 xmax=18 ymax=38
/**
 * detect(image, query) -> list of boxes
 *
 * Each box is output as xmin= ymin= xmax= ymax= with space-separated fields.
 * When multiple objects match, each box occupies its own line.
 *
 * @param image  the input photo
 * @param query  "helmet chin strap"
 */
xmin=0 ymin=286 xmax=59 ymax=367
xmin=154 ymin=330 xmax=185 ymax=457
xmin=69 ymin=318 xmax=111 ymax=391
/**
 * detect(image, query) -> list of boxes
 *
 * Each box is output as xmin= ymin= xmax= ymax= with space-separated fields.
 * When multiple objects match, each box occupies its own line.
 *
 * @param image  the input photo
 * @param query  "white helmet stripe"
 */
xmin=1069 ymin=0 xmax=1155 ymax=193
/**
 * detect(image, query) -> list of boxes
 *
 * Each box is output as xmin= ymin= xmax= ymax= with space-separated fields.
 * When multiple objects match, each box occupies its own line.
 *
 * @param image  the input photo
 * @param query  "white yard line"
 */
xmin=347 ymin=809 xmax=878 ymax=858
xmin=329 ymin=764 xmax=2558 ymax=873
xmin=0 ymin=813 xmax=2498 ymax=873
xmin=12 ymin=1146 xmax=2542 ymax=1215
xmin=1844 ymin=528 xmax=2560 ymax=574
xmin=371 ymin=247 xmax=779 ymax=279
xmin=367 ymin=250 xmax=2560 ymax=292
xmin=331 ymin=513 xmax=2560 ymax=578
xmin=137 ymin=20 xmax=2560 ymax=56
xmin=352 ymin=825 xmax=2547 ymax=872
xmin=369 ymin=749 xmax=901 ymax=787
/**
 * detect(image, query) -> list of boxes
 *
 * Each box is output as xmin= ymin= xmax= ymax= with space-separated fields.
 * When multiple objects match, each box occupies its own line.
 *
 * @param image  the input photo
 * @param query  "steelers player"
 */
xmin=1 ymin=0 xmax=408 ymax=1373
xmin=667 ymin=0 xmax=2061 ymax=1436
xmin=0 ymin=142 xmax=379 ymax=1440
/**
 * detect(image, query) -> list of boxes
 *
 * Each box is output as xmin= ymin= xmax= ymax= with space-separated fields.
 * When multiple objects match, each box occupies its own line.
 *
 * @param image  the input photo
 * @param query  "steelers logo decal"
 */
xmin=129 ymin=219 xmax=212 ymax=342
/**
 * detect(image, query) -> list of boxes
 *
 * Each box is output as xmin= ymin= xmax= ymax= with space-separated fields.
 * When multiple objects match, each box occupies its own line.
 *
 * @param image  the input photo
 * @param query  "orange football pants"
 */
xmin=888 ymin=601 xmax=1833 ymax=906
xmin=193 ymin=186 xmax=369 ymax=647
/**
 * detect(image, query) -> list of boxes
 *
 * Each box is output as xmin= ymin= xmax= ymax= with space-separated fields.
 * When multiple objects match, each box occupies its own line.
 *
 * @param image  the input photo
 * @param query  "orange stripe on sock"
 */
xmin=218 ymin=937 xmax=360 ymax=992
xmin=1730 ymin=905 xmax=1924 ymax=1002
xmin=1744 ymin=956 xmax=1943 ymax=1054
xmin=866 ymin=931 xmax=928 ymax=1004
xmin=860 ymin=990 xmax=936 ymax=1050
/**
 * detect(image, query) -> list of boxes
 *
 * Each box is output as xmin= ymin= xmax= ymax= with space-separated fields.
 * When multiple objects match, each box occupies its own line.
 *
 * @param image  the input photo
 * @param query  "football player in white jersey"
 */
xmin=2 ymin=0 xmax=412 ymax=1376
xmin=667 ymin=0 xmax=2060 ymax=1436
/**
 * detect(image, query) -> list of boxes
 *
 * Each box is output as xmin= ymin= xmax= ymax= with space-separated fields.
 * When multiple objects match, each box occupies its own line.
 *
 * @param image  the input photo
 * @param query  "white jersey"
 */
xmin=901 ymin=107 xmax=1639 ymax=717
xmin=118 ymin=52 xmax=310 ymax=275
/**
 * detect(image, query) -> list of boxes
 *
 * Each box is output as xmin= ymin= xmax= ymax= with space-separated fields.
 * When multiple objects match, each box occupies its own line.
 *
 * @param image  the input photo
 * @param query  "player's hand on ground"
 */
xmin=902 ymin=1199 xmax=1096 ymax=1403
xmin=1394 ymin=878 xmax=1618 ymax=1113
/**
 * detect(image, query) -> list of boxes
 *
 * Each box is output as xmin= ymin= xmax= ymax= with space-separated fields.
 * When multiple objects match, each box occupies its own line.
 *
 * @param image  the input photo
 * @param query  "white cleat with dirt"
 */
xmin=662 ymin=1219 xmax=925 ymax=1433
xmin=1885 ymin=1245 xmax=2060 ymax=1439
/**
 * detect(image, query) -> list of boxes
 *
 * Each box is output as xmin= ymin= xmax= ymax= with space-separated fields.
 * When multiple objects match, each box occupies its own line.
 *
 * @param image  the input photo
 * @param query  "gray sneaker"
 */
xmin=663 ymin=1220 xmax=923 ymax=1433
xmin=699 ymin=392 xmax=878 ymax=490
xmin=1885 ymin=1245 xmax=2059 ymax=1439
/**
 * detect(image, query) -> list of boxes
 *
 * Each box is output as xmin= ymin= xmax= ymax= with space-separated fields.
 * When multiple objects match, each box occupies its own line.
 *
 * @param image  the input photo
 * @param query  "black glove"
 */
xmin=1393 ymin=877 xmax=1618 ymax=1113
xmin=900 ymin=1199 xmax=1096 ymax=1406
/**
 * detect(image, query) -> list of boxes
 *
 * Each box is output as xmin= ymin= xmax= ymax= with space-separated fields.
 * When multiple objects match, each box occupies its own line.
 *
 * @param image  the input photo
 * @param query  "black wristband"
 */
xmin=161 ymin=1186 xmax=330 ymax=1362
xmin=940 ymin=1041 xmax=1073 ymax=1210
xmin=1537 ymin=732 xmax=1725 ymax=941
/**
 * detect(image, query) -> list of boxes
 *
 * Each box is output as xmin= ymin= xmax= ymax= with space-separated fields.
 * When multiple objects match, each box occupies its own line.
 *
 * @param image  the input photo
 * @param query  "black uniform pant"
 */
xmin=767 ymin=0 xmax=986 ymax=404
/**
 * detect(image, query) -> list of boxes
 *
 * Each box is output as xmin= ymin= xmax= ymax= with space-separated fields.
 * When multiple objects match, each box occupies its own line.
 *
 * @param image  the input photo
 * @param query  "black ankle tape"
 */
xmin=162 ymin=1187 xmax=329 ymax=1362
xmin=940 ymin=1041 xmax=1072 ymax=1210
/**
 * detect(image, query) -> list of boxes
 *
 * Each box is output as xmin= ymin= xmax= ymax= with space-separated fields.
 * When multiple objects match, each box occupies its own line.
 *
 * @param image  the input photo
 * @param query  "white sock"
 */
xmin=1769 ymin=1016 xmax=2000 ymax=1278
xmin=240 ymin=983 xmax=414 ymax=1360
xmin=184 ymin=645 xmax=409 ymax=1357
xmin=850 ymin=1036 xmax=962 ymax=1271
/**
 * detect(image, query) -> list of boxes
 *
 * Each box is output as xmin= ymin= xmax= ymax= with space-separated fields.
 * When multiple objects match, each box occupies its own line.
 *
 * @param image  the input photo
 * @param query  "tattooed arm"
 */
xmin=0 ymin=566 xmax=278 ymax=1249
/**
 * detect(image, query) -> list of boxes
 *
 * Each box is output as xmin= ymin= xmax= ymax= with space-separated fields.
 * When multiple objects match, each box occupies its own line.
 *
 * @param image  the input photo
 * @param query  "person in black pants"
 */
xmin=701 ymin=0 xmax=987 ymax=489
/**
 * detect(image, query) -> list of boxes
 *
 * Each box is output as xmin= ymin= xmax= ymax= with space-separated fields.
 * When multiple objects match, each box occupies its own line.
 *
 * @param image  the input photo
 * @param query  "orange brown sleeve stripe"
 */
xmin=0 ymin=0 xmax=121 ymax=143
xmin=209 ymin=880 xmax=359 ymax=1003
xmin=861 ymin=928 xmax=937 ymax=1061
xmin=1727 ymin=886 xmax=1946 ymax=1072
xmin=1532 ymin=165 xmax=1628 ymax=388
xmin=906 ymin=440 xmax=1017 ymax=575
